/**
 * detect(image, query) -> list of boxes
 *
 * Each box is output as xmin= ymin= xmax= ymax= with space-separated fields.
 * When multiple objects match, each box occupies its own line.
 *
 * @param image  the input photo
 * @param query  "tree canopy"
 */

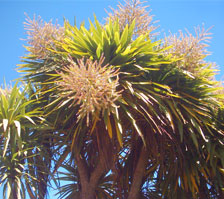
xmin=1 ymin=1 xmax=224 ymax=199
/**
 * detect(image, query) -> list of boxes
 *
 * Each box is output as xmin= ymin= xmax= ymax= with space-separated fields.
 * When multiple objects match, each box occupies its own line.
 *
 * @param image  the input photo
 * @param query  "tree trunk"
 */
xmin=75 ymin=150 xmax=109 ymax=199
xmin=127 ymin=146 xmax=149 ymax=199
xmin=75 ymin=127 xmax=113 ymax=199
xmin=80 ymin=187 xmax=95 ymax=199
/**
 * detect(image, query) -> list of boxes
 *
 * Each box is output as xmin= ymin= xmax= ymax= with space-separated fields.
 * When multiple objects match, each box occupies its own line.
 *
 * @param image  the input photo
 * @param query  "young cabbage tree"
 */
xmin=0 ymin=83 xmax=47 ymax=199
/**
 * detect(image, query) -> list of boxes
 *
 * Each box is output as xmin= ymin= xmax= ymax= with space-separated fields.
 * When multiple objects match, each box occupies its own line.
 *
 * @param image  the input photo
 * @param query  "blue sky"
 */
xmin=0 ymin=0 xmax=224 ymax=198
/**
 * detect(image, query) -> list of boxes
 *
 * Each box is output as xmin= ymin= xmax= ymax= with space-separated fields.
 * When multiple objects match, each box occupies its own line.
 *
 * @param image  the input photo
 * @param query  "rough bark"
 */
xmin=127 ymin=146 xmax=149 ymax=199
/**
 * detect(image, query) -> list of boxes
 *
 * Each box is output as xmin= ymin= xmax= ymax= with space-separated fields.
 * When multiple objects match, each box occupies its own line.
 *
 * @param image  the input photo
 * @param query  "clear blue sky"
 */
xmin=0 ymin=0 xmax=223 ymax=198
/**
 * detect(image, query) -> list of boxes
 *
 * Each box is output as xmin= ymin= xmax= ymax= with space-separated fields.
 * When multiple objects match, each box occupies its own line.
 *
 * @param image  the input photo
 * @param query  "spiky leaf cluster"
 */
xmin=0 ymin=83 xmax=45 ymax=199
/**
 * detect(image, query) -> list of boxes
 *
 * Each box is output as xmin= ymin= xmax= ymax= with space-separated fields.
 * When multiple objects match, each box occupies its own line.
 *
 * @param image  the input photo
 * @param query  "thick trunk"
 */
xmin=80 ymin=188 xmax=95 ymax=199
xmin=127 ymin=146 xmax=149 ymax=199
xmin=75 ymin=126 xmax=113 ymax=199
xmin=75 ymin=154 xmax=92 ymax=199
xmin=76 ymin=150 xmax=108 ymax=199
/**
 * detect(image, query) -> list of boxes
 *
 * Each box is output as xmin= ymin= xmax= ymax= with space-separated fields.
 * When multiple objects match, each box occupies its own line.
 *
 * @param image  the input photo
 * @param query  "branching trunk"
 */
xmin=75 ymin=125 xmax=114 ymax=199
xmin=127 ymin=146 xmax=149 ymax=199
xmin=76 ymin=150 xmax=109 ymax=199
xmin=75 ymin=154 xmax=92 ymax=199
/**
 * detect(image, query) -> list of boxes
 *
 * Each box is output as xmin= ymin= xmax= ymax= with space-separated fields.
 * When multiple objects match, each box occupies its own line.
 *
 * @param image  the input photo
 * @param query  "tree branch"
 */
xmin=89 ymin=150 xmax=107 ymax=187
xmin=128 ymin=146 xmax=149 ymax=199
xmin=75 ymin=154 xmax=89 ymax=189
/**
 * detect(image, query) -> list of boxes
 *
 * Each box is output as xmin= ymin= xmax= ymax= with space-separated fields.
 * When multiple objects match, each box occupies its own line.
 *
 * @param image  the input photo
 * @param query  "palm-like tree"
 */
xmin=0 ymin=83 xmax=47 ymax=199
xmin=0 ymin=0 xmax=219 ymax=198
xmin=17 ymin=13 xmax=224 ymax=199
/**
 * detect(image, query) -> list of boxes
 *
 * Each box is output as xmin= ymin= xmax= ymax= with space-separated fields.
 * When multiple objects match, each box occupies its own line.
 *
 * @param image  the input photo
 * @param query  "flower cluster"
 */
xmin=107 ymin=0 xmax=158 ymax=38
xmin=57 ymin=56 xmax=121 ymax=125
xmin=163 ymin=26 xmax=216 ymax=75
xmin=24 ymin=14 xmax=64 ymax=59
